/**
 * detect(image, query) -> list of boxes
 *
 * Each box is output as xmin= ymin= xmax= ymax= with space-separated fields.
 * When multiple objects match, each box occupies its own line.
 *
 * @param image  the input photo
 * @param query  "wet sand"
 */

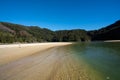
xmin=0 ymin=43 xmax=89 ymax=80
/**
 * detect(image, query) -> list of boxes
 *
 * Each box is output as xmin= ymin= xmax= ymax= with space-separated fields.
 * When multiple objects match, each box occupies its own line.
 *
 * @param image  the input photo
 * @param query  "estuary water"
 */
xmin=67 ymin=42 xmax=120 ymax=80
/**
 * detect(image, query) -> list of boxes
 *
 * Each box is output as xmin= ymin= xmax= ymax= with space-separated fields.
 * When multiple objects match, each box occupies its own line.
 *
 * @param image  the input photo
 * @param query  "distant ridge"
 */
xmin=0 ymin=22 xmax=89 ymax=43
xmin=88 ymin=20 xmax=120 ymax=40
xmin=0 ymin=20 xmax=120 ymax=43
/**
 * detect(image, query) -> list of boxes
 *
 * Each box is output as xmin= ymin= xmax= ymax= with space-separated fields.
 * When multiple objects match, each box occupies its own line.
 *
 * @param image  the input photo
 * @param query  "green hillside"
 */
xmin=0 ymin=22 xmax=90 ymax=43
xmin=0 ymin=20 xmax=120 ymax=43
xmin=88 ymin=20 xmax=120 ymax=40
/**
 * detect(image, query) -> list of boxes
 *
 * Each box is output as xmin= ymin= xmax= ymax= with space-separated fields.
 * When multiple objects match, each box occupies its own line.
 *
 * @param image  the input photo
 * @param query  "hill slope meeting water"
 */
xmin=0 ymin=20 xmax=120 ymax=43
xmin=88 ymin=20 xmax=120 ymax=41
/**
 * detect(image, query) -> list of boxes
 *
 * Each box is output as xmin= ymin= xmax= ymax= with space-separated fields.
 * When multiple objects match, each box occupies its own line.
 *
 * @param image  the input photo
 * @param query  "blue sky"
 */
xmin=0 ymin=0 xmax=120 ymax=31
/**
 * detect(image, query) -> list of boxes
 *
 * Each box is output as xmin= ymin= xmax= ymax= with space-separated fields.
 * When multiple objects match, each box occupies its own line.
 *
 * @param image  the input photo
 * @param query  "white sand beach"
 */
xmin=0 ymin=42 xmax=72 ymax=65
xmin=104 ymin=40 xmax=120 ymax=42
xmin=0 ymin=42 xmax=90 ymax=80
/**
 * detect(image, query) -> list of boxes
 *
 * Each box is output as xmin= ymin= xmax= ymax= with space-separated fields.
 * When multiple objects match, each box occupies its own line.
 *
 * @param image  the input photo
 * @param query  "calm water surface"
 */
xmin=67 ymin=42 xmax=120 ymax=80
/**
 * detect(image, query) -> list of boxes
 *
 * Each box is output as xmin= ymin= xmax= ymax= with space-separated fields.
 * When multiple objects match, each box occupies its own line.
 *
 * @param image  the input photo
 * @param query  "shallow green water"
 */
xmin=67 ymin=42 xmax=120 ymax=80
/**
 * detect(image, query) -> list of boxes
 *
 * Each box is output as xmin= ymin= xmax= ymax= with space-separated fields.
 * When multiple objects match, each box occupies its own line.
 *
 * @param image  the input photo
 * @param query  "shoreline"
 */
xmin=104 ymin=40 xmax=120 ymax=42
xmin=0 ymin=42 xmax=73 ymax=48
xmin=0 ymin=42 xmax=91 ymax=80
xmin=0 ymin=42 xmax=72 ymax=66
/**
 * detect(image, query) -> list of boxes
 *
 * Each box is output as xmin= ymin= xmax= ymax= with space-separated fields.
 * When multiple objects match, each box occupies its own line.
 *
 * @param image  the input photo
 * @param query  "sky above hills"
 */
xmin=0 ymin=0 xmax=120 ymax=31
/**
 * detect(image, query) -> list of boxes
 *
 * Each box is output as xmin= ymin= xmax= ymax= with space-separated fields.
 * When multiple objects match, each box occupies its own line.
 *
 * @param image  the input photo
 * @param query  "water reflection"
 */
xmin=68 ymin=42 xmax=120 ymax=80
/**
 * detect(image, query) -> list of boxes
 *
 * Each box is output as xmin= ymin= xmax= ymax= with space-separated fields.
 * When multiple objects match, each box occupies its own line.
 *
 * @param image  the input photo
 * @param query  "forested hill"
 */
xmin=88 ymin=20 xmax=120 ymax=41
xmin=0 ymin=20 xmax=120 ymax=43
xmin=0 ymin=22 xmax=90 ymax=43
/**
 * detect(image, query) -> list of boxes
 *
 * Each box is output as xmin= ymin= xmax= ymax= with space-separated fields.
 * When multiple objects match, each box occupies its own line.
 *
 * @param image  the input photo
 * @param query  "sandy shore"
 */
xmin=0 ymin=42 xmax=72 ymax=48
xmin=104 ymin=40 xmax=120 ymax=42
xmin=0 ymin=42 xmax=72 ymax=65
xmin=0 ymin=42 xmax=90 ymax=80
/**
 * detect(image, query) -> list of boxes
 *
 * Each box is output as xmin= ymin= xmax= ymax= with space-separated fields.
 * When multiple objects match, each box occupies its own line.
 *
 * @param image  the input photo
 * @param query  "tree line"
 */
xmin=0 ymin=22 xmax=90 ymax=43
xmin=88 ymin=20 xmax=120 ymax=40
xmin=0 ymin=20 xmax=120 ymax=43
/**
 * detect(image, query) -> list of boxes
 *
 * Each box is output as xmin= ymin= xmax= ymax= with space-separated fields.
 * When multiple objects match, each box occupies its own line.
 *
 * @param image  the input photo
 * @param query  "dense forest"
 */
xmin=0 ymin=22 xmax=90 ymax=43
xmin=88 ymin=20 xmax=120 ymax=40
xmin=0 ymin=20 xmax=120 ymax=43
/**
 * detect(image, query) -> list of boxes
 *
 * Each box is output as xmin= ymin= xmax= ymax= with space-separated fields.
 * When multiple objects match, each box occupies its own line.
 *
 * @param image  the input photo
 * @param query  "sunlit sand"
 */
xmin=0 ymin=42 xmax=92 ymax=80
